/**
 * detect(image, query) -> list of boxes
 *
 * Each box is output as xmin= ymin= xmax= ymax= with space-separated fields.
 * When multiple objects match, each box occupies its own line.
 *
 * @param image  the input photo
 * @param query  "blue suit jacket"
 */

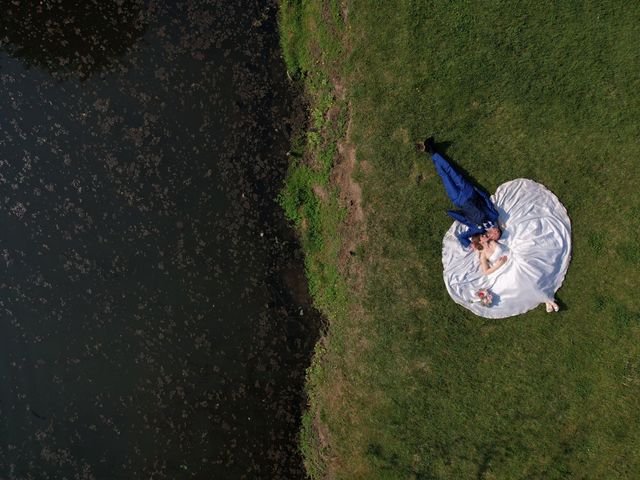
xmin=447 ymin=188 xmax=499 ymax=247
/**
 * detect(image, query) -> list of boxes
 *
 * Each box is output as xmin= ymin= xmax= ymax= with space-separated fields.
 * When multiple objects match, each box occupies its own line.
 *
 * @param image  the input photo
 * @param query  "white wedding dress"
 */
xmin=442 ymin=179 xmax=571 ymax=319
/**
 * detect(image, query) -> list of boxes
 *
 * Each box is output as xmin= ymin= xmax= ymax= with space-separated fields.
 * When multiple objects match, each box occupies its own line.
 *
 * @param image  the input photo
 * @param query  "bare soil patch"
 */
xmin=332 ymin=107 xmax=367 ymax=291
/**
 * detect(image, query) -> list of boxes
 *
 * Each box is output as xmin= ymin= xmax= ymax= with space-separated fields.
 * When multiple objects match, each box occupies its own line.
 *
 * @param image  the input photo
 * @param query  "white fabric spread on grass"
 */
xmin=442 ymin=178 xmax=572 ymax=319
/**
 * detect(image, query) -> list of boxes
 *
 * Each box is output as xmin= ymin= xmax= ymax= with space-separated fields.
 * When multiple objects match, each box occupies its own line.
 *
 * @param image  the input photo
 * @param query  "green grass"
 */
xmin=280 ymin=1 xmax=640 ymax=478
xmin=278 ymin=0 xmax=349 ymax=318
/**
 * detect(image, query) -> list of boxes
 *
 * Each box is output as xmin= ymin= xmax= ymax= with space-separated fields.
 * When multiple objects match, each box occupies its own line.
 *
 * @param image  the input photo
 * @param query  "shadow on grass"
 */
xmin=555 ymin=295 xmax=569 ymax=313
xmin=433 ymin=139 xmax=491 ymax=194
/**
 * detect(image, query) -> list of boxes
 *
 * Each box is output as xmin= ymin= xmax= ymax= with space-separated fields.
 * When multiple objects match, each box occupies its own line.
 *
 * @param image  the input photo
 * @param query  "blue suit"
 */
xmin=432 ymin=153 xmax=499 ymax=247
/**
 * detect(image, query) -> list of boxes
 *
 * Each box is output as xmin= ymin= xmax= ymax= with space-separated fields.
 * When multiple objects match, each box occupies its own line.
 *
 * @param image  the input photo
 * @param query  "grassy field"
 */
xmin=279 ymin=1 xmax=640 ymax=478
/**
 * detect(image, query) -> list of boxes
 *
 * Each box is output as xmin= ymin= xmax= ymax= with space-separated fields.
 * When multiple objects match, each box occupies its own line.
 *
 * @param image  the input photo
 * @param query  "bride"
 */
xmin=442 ymin=178 xmax=571 ymax=319
xmin=474 ymin=233 xmax=559 ymax=313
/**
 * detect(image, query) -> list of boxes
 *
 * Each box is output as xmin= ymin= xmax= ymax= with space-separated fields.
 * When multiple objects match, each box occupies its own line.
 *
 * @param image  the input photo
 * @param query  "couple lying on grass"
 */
xmin=421 ymin=137 xmax=571 ymax=318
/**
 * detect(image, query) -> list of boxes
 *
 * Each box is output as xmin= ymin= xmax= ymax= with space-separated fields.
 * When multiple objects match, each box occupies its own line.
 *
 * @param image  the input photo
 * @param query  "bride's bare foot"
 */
xmin=545 ymin=300 xmax=559 ymax=313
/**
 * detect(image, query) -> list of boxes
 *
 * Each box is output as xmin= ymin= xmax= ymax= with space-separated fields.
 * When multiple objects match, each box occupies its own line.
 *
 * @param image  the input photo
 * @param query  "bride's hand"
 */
xmin=499 ymin=255 xmax=508 ymax=264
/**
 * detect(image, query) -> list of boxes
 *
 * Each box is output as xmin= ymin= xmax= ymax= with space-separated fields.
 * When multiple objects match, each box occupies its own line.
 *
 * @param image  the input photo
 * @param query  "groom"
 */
xmin=423 ymin=137 xmax=501 ymax=248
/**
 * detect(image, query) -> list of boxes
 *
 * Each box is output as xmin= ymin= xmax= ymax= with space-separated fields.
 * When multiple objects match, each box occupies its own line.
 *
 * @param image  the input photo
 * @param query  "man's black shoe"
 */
xmin=424 ymin=136 xmax=436 ymax=155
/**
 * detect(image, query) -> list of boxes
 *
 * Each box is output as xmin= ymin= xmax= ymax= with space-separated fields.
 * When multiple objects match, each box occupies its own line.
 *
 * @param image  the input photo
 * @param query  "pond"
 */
xmin=0 ymin=1 xmax=319 ymax=478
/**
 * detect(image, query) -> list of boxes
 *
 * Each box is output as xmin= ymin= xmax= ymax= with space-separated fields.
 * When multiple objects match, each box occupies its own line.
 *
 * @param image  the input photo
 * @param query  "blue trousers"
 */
xmin=432 ymin=153 xmax=475 ymax=207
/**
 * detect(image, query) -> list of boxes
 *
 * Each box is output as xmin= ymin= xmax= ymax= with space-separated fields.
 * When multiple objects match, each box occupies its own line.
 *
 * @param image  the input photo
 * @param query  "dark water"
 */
xmin=0 ymin=1 xmax=320 ymax=478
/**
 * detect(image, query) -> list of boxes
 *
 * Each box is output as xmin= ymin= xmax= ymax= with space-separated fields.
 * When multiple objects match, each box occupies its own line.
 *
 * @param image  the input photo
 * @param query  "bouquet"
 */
xmin=472 ymin=288 xmax=494 ymax=307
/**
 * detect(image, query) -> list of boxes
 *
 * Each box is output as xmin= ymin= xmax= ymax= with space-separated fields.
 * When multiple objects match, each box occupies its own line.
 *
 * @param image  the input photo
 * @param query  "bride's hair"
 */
xmin=471 ymin=235 xmax=483 ymax=250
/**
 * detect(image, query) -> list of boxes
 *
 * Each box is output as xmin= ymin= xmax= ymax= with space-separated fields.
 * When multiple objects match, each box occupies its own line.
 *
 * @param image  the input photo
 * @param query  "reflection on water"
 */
xmin=0 ymin=1 xmax=319 ymax=478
